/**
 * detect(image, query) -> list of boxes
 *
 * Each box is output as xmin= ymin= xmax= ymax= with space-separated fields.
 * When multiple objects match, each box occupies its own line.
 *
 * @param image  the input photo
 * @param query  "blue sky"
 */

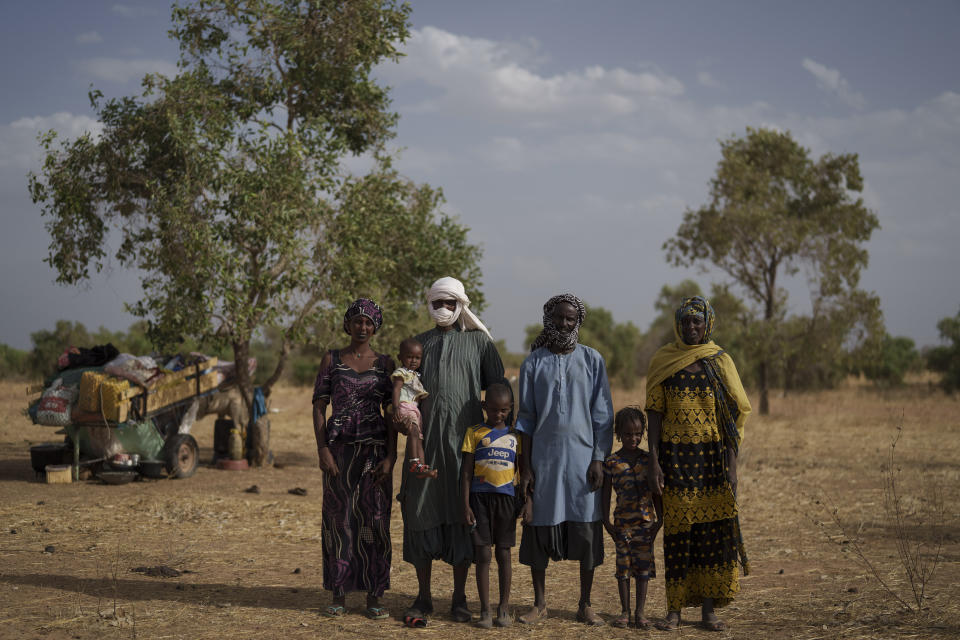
xmin=2 ymin=1 xmax=958 ymax=352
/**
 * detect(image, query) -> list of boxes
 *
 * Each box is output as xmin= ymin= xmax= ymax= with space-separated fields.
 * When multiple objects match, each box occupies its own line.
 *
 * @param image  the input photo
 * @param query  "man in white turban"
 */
xmin=399 ymin=276 xmax=505 ymax=626
xmin=425 ymin=276 xmax=493 ymax=339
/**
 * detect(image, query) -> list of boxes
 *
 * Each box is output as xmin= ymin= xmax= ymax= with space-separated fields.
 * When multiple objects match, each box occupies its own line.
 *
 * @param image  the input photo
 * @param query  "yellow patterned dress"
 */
xmin=645 ymin=369 xmax=747 ymax=611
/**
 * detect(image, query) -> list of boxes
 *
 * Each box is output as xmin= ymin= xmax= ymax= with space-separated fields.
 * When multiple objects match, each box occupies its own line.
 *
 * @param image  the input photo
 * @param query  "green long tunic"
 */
xmin=400 ymin=327 xmax=505 ymax=560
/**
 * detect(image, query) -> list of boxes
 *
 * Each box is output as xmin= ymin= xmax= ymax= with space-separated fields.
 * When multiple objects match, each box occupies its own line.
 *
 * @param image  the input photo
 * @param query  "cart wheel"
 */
xmin=164 ymin=434 xmax=199 ymax=479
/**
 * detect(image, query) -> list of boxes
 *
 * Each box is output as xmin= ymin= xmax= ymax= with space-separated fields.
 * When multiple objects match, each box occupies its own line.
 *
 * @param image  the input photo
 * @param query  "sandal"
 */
xmin=365 ymin=606 xmax=389 ymax=620
xmin=701 ymin=618 xmax=727 ymax=632
xmin=403 ymin=614 xmax=427 ymax=628
xmin=408 ymin=459 xmax=438 ymax=479
xmin=475 ymin=610 xmax=493 ymax=629
xmin=406 ymin=595 xmax=434 ymax=616
xmin=576 ymin=604 xmax=604 ymax=626
xmin=611 ymin=613 xmax=630 ymax=628
xmin=450 ymin=598 xmax=472 ymax=623
xmin=654 ymin=613 xmax=682 ymax=631
xmin=634 ymin=618 xmax=652 ymax=630
xmin=518 ymin=605 xmax=547 ymax=625
xmin=323 ymin=604 xmax=345 ymax=618
xmin=494 ymin=606 xmax=512 ymax=628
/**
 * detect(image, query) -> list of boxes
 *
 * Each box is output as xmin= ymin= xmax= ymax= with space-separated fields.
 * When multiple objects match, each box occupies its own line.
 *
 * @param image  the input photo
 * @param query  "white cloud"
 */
xmin=111 ymin=4 xmax=157 ymax=18
xmin=0 ymin=112 xmax=102 ymax=171
xmin=76 ymin=31 xmax=103 ymax=45
xmin=382 ymin=27 xmax=684 ymax=121
xmin=697 ymin=71 xmax=721 ymax=89
xmin=801 ymin=58 xmax=866 ymax=110
xmin=74 ymin=57 xmax=177 ymax=83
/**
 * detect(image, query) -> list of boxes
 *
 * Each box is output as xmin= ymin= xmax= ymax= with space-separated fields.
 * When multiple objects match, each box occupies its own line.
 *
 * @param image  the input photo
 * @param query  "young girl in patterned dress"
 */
xmin=601 ymin=406 xmax=663 ymax=629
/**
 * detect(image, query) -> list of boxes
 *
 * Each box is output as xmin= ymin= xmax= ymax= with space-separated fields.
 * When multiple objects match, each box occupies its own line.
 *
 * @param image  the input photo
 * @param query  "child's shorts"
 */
xmin=615 ymin=521 xmax=657 ymax=579
xmin=396 ymin=401 xmax=422 ymax=439
xmin=469 ymin=491 xmax=517 ymax=549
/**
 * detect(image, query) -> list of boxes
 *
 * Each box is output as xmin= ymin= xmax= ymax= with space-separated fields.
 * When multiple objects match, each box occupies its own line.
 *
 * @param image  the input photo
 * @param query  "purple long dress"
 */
xmin=313 ymin=350 xmax=394 ymax=597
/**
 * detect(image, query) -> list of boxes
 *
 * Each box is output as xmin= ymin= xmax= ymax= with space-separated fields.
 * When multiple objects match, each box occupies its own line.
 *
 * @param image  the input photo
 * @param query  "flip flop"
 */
xmin=611 ymin=613 xmax=630 ymax=628
xmin=365 ymin=606 xmax=389 ymax=620
xmin=403 ymin=614 xmax=427 ymax=628
xmin=634 ymin=619 xmax=652 ymax=630
xmin=323 ymin=604 xmax=345 ymax=618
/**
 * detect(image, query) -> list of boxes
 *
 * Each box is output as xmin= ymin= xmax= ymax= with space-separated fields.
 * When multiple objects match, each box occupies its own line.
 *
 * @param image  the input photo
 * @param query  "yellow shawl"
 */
xmin=645 ymin=338 xmax=752 ymax=441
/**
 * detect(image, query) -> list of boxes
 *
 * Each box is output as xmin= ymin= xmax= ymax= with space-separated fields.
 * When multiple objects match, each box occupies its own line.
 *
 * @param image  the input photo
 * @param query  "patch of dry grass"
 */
xmin=0 ymin=379 xmax=958 ymax=638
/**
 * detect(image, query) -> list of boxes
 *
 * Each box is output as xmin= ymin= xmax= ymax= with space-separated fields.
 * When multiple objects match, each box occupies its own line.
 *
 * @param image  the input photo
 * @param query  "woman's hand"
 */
xmin=727 ymin=465 xmax=738 ymax=497
xmin=648 ymin=460 xmax=665 ymax=496
xmin=518 ymin=467 xmax=535 ymax=500
xmin=587 ymin=460 xmax=603 ymax=492
xmin=373 ymin=456 xmax=395 ymax=485
xmin=726 ymin=447 xmax=738 ymax=497
xmin=317 ymin=447 xmax=339 ymax=477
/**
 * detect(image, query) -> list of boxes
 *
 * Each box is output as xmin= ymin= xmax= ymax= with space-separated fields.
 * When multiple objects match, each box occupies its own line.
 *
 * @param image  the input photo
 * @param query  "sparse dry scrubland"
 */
xmin=0 ymin=377 xmax=957 ymax=639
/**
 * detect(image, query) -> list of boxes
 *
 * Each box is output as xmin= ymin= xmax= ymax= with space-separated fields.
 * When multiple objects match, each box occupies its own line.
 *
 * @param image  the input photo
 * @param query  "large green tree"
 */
xmin=664 ymin=127 xmax=881 ymax=413
xmin=28 ymin=1 xmax=482 ymax=444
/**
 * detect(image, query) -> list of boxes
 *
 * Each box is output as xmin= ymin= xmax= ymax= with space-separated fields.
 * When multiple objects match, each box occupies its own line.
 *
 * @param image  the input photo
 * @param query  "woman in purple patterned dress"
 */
xmin=312 ymin=298 xmax=397 ymax=620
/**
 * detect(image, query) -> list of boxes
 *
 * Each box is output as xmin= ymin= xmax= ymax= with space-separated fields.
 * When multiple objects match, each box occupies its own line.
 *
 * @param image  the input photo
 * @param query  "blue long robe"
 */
xmin=515 ymin=344 xmax=614 ymax=526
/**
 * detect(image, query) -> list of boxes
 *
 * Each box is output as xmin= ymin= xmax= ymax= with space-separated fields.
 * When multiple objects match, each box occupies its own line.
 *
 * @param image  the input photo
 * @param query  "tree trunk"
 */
xmin=231 ymin=339 xmax=272 ymax=467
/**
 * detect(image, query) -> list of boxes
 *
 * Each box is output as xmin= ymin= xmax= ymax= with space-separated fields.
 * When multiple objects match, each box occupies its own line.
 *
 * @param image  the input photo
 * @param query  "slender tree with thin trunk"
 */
xmin=664 ymin=127 xmax=879 ymax=414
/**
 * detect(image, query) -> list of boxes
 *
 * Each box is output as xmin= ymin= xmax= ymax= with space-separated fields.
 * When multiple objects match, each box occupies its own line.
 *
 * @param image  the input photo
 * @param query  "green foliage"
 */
xmin=524 ymin=303 xmax=643 ymax=388
xmin=28 ymin=1 xmax=481 ymax=413
xmin=0 ymin=344 xmax=30 ymax=379
xmin=663 ymin=127 xmax=882 ymax=410
xmin=859 ymin=334 xmax=919 ymax=387
xmin=493 ymin=340 xmax=525 ymax=370
xmin=927 ymin=307 xmax=960 ymax=393
xmin=780 ymin=290 xmax=884 ymax=390
xmin=29 ymin=320 xmax=94 ymax=379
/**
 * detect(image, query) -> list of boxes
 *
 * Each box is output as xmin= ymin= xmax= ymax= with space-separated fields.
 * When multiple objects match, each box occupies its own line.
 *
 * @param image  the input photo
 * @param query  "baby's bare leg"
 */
xmin=405 ymin=421 xmax=424 ymax=462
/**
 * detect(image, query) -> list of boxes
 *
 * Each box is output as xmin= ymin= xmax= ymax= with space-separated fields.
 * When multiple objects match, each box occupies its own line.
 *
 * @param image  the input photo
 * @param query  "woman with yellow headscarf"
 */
xmin=645 ymin=296 xmax=751 ymax=632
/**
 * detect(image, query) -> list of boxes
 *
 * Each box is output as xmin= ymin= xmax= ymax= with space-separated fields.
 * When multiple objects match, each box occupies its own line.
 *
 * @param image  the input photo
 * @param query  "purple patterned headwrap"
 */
xmin=343 ymin=298 xmax=383 ymax=334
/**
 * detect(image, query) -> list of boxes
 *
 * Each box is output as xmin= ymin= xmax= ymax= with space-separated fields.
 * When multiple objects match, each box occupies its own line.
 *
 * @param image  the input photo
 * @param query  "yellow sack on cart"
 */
xmin=79 ymin=371 xmax=107 ymax=412
xmin=100 ymin=377 xmax=130 ymax=422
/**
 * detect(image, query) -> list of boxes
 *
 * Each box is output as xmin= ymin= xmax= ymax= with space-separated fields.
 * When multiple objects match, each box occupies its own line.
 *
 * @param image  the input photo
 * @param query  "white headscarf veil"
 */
xmin=427 ymin=276 xmax=493 ymax=341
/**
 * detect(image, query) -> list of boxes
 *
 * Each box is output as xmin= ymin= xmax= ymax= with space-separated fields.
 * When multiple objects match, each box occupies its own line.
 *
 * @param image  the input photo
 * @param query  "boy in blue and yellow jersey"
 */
xmin=461 ymin=382 xmax=522 ymax=628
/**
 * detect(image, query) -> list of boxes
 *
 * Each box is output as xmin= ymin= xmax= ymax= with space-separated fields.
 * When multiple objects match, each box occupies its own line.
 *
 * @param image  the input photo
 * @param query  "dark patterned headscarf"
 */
xmin=674 ymin=295 xmax=715 ymax=344
xmin=343 ymin=298 xmax=383 ymax=334
xmin=530 ymin=293 xmax=586 ymax=352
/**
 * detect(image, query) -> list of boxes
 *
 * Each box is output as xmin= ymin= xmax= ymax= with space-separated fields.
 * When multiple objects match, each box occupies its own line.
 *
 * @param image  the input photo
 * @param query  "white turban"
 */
xmin=427 ymin=276 xmax=493 ymax=341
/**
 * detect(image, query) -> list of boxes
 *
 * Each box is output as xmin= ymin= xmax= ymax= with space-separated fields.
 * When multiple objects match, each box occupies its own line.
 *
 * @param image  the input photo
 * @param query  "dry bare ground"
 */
xmin=1 ymin=376 xmax=958 ymax=639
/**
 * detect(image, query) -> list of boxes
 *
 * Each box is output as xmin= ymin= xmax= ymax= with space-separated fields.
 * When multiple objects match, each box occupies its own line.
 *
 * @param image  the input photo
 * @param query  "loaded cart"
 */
xmin=29 ymin=354 xmax=226 ymax=482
